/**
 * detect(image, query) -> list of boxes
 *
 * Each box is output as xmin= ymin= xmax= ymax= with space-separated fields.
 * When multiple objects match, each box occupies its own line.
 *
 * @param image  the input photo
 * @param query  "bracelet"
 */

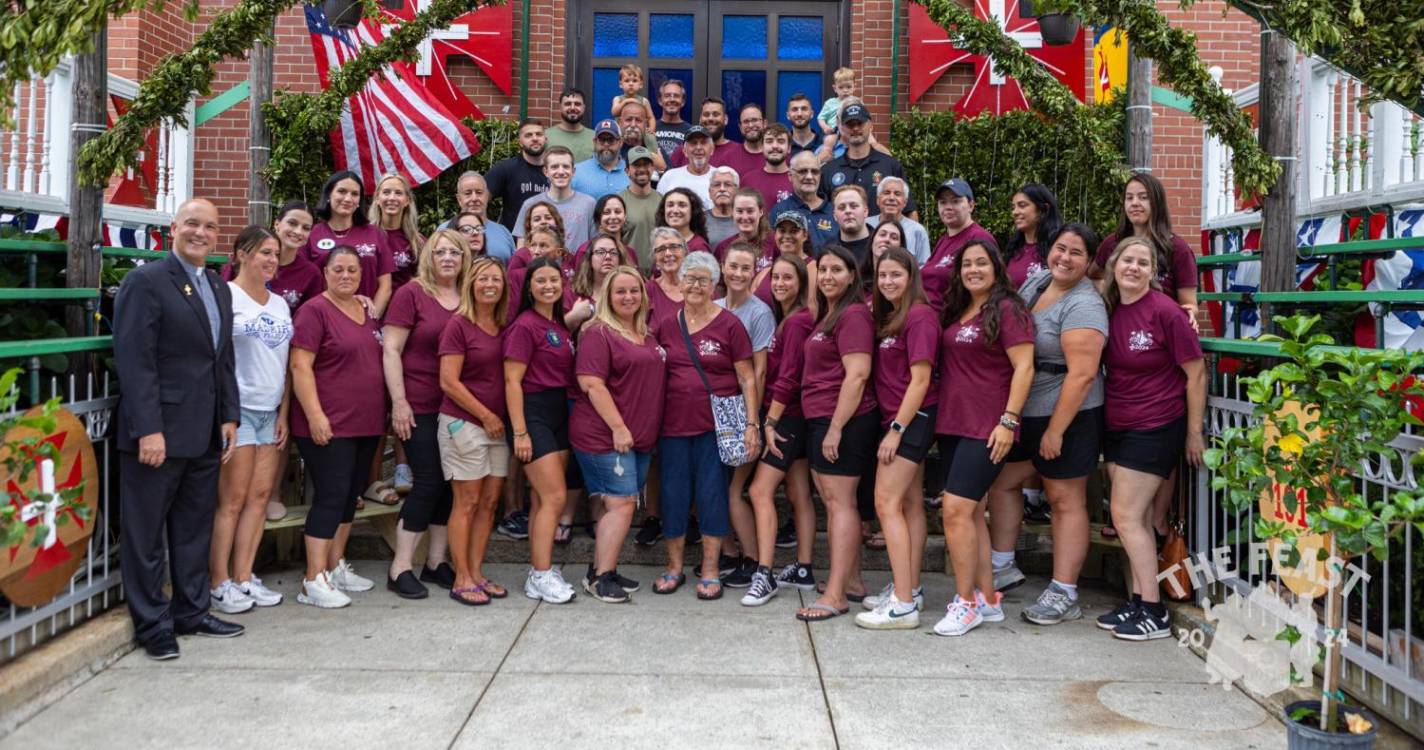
xmin=513 ymin=431 xmax=528 ymax=438
xmin=1002 ymin=410 xmax=1021 ymax=418
xmin=765 ymin=418 xmax=778 ymax=429
xmin=747 ymin=422 xmax=760 ymax=429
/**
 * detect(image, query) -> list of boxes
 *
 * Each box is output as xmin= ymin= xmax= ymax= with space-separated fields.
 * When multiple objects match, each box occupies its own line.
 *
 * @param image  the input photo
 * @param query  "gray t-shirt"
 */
xmin=717 ymin=294 xmax=775 ymax=352
xmin=512 ymin=190 xmax=597 ymax=252
xmin=706 ymin=214 xmax=738 ymax=250
xmin=1018 ymin=271 xmax=1108 ymax=418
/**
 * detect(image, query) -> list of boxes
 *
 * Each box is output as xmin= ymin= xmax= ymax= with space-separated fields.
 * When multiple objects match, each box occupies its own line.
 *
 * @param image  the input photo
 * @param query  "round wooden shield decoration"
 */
xmin=1257 ymin=401 xmax=1332 ymax=598
xmin=1 ymin=406 xmax=100 ymax=607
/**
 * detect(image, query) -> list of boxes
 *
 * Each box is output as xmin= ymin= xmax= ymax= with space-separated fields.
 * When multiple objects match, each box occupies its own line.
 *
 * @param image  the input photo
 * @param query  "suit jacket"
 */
xmin=114 ymin=252 xmax=240 ymax=457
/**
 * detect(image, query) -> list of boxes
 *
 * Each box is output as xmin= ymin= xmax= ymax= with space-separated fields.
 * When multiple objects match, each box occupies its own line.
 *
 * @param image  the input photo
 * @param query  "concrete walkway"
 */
xmin=4 ymin=561 xmax=1285 ymax=749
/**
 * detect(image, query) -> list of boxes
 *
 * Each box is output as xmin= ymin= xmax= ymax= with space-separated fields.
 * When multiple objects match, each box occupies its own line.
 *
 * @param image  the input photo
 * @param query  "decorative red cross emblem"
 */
xmin=380 ymin=0 xmax=514 ymax=121
xmin=6 ymin=433 xmax=86 ymax=576
xmin=909 ymin=0 xmax=1087 ymax=116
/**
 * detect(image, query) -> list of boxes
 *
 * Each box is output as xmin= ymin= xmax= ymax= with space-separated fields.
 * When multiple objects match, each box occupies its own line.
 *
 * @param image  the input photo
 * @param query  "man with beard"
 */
xmin=657 ymin=125 xmax=715 ymax=209
xmin=653 ymin=79 xmax=692 ymax=160
xmin=832 ymin=184 xmax=872 ymax=265
xmin=726 ymin=103 xmax=767 ymax=177
xmin=771 ymin=150 xmax=838 ymax=252
xmin=442 ymin=171 xmax=516 ymax=259
xmin=512 ymin=146 xmax=597 ymax=251
xmin=668 ymin=98 xmax=741 ymax=169
xmin=544 ymin=88 xmax=595 ymax=163
xmin=786 ymin=93 xmax=823 ymax=157
xmin=820 ymin=103 xmax=912 ymax=218
xmin=616 ymin=100 xmax=667 ymax=171
xmin=618 ymin=147 xmax=661 ymax=270
xmin=739 ymin=123 xmax=793 ymax=209
xmin=704 ymin=166 xmax=740 ymax=248
xmin=484 ymin=120 xmax=550 ymax=230
xmin=572 ymin=119 xmax=630 ymax=199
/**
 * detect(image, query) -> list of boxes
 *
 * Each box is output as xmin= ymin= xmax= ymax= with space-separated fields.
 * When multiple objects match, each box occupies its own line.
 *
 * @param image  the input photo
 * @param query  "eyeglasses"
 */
xmin=793 ymin=168 xmax=820 ymax=176
xmin=592 ymin=249 xmax=620 ymax=258
xmin=683 ymin=276 xmax=713 ymax=288
xmin=654 ymin=244 xmax=685 ymax=254
xmin=457 ymin=224 xmax=484 ymax=235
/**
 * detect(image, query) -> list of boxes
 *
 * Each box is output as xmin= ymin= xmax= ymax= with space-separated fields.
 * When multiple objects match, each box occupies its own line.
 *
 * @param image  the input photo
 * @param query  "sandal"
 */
xmin=554 ymin=523 xmax=573 ymax=546
xmin=653 ymin=572 xmax=686 ymax=595
xmin=696 ymin=577 xmax=723 ymax=601
xmin=450 ymin=584 xmax=490 ymax=606
xmin=816 ymin=582 xmax=866 ymax=603
xmin=362 ymin=481 xmax=400 ymax=506
xmin=479 ymin=579 xmax=508 ymax=599
xmin=865 ymin=531 xmax=887 ymax=550
xmin=796 ymin=601 xmax=849 ymax=622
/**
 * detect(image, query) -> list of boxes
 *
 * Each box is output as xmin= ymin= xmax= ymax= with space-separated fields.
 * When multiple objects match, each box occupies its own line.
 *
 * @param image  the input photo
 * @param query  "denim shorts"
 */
xmin=574 ymin=450 xmax=652 ymax=498
xmin=236 ymin=407 xmax=279 ymax=447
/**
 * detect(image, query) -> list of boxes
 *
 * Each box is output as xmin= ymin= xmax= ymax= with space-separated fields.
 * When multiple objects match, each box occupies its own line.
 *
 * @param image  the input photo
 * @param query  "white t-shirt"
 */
xmin=229 ymin=282 xmax=294 ymax=412
xmin=656 ymin=167 xmax=714 ymax=210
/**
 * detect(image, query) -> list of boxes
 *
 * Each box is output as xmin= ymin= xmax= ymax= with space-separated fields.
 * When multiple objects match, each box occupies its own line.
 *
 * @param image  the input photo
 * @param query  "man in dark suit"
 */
xmin=114 ymin=198 xmax=245 ymax=660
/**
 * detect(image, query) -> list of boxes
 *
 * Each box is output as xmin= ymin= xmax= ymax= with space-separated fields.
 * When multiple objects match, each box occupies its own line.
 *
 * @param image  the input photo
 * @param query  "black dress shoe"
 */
xmin=387 ymin=570 xmax=430 ymax=599
xmin=176 ymin=614 xmax=245 ymax=639
xmin=420 ymin=562 xmax=457 ymax=589
xmin=143 ymin=635 xmax=180 ymax=661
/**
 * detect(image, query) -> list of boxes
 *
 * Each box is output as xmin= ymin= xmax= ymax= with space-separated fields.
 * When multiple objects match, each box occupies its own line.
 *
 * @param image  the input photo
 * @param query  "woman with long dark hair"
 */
xmin=752 ymin=212 xmax=816 ymax=307
xmin=713 ymin=188 xmax=777 ymax=271
xmin=307 ymin=170 xmax=395 ymax=317
xmin=656 ymin=188 xmax=712 ymax=254
xmin=571 ymin=194 xmax=639 ymax=270
xmin=1003 ymin=183 xmax=1063 ymax=288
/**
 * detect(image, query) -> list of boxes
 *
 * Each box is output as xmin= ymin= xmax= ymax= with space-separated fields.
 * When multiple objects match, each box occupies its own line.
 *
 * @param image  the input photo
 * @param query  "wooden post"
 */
xmin=248 ymin=24 xmax=274 ymax=226
xmin=65 ymin=28 xmax=107 ymax=343
xmin=1258 ymin=28 xmax=1299 ymax=302
xmin=1127 ymin=50 xmax=1152 ymax=171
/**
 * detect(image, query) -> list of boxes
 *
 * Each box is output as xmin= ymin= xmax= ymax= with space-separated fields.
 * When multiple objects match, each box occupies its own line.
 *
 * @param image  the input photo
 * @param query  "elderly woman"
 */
xmin=867 ymin=176 xmax=930 ymax=266
xmin=753 ymin=212 xmax=817 ymax=307
xmin=713 ymin=188 xmax=777 ymax=271
xmin=572 ymin=267 xmax=667 ymax=602
xmin=289 ymin=246 xmax=387 ymax=608
xmin=653 ymin=251 xmax=760 ymax=599
xmin=645 ymin=227 xmax=687 ymax=326
xmin=381 ymin=229 xmax=470 ymax=599
xmin=370 ymin=172 xmax=423 ymax=289
xmin=656 ymin=188 xmax=712 ymax=255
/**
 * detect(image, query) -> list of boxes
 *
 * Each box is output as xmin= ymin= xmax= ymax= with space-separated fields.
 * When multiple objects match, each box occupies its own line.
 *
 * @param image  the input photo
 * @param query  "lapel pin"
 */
xmin=184 ymin=283 xmax=193 ymax=296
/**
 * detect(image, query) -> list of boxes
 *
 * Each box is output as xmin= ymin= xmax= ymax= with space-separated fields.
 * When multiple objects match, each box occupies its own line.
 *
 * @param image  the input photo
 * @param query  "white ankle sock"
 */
xmin=991 ymin=550 xmax=1016 ymax=568
xmin=1052 ymin=579 xmax=1078 ymax=600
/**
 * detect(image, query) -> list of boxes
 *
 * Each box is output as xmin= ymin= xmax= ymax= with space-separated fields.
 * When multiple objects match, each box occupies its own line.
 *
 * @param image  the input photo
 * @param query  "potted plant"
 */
xmin=1206 ymin=315 xmax=1424 ymax=747
xmin=1016 ymin=0 xmax=1080 ymax=45
xmin=0 ymin=368 xmax=89 ymax=554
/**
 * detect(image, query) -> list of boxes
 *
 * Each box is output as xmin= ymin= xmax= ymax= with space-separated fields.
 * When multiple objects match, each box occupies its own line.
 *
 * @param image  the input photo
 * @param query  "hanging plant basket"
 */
xmin=1038 ymin=13 xmax=1080 ymax=46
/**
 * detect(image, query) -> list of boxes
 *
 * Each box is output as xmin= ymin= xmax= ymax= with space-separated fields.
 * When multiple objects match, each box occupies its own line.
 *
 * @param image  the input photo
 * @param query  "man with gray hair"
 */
xmin=771 ymin=150 xmax=838 ymax=252
xmin=705 ymin=166 xmax=740 ymax=248
xmin=866 ymin=175 xmax=930 ymax=266
xmin=445 ymin=171 xmax=516 ymax=260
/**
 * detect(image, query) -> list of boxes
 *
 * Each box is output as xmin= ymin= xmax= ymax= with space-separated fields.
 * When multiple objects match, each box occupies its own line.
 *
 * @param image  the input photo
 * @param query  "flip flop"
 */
xmin=480 ymin=579 xmax=508 ymax=599
xmin=797 ymin=602 xmax=849 ymax=622
xmin=450 ymin=585 xmax=490 ymax=606
xmin=816 ymin=582 xmax=866 ymax=603
xmin=554 ymin=523 xmax=573 ymax=546
xmin=696 ymin=577 xmax=723 ymax=601
xmin=653 ymin=572 xmax=686 ymax=595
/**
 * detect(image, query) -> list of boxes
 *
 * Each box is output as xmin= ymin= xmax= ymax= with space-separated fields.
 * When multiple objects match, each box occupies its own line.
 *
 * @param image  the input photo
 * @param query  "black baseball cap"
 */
xmin=685 ymin=125 xmax=711 ymax=140
xmin=840 ymin=103 xmax=870 ymax=123
xmin=936 ymin=178 xmax=974 ymax=201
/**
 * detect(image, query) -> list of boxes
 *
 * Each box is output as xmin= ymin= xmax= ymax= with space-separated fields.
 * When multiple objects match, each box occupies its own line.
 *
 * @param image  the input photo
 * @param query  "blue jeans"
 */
xmin=574 ymin=450 xmax=651 ymax=498
xmin=657 ymin=432 xmax=730 ymax=538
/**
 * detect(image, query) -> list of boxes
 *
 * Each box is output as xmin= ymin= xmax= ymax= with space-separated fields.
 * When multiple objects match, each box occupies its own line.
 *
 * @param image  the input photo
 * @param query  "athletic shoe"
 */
xmin=1023 ymin=491 xmax=1051 ymax=524
xmin=524 ymin=568 xmax=575 ymax=604
xmin=210 ymin=579 xmax=254 ymax=614
xmin=854 ymin=593 xmax=921 ymax=630
xmin=975 ymin=590 xmax=1005 ymax=622
xmin=613 ymin=570 xmax=640 ymax=593
xmin=265 ymin=500 xmax=287 ymax=522
xmin=1096 ymin=598 xmax=1141 ymax=630
xmin=237 ymin=576 xmax=283 ymax=607
xmin=1022 ymin=583 xmax=1082 ymax=625
xmin=861 ymin=582 xmax=924 ymax=612
xmin=775 ymin=521 xmax=797 ymax=549
xmin=723 ymin=559 xmax=756 ymax=588
xmin=718 ymin=554 xmax=742 ymax=578
xmin=297 ymin=572 xmax=351 ymax=609
xmin=420 ymin=562 xmax=457 ymax=589
xmin=740 ymin=570 xmax=778 ymax=606
xmin=496 ymin=511 xmax=529 ymax=540
xmin=775 ymin=561 xmax=816 ymax=591
xmin=393 ymin=463 xmax=414 ymax=495
xmin=634 ymin=516 xmax=663 ymax=547
xmin=991 ymin=561 xmax=1026 ymax=592
xmin=330 ymin=559 xmax=375 ymax=592
xmin=583 ymin=571 xmax=629 ymax=603
xmin=932 ymin=595 xmax=984 ymax=637
xmin=1113 ymin=606 xmax=1172 ymax=641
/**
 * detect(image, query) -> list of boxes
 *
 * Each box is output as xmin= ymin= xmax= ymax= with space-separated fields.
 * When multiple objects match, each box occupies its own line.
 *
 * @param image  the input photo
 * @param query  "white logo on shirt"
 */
xmin=355 ymin=242 xmax=377 ymax=258
xmin=656 ymin=344 xmax=667 ymax=362
xmin=879 ymin=336 xmax=898 ymax=349
xmin=1128 ymin=329 xmax=1155 ymax=352
xmin=1026 ymin=260 xmax=1045 ymax=277
xmin=936 ymin=253 xmax=954 ymax=268
xmin=810 ymin=331 xmax=828 ymax=343
xmin=955 ymin=325 xmax=980 ymax=344
xmin=372 ymin=329 xmax=384 ymax=345
xmin=281 ymin=289 xmax=301 ymax=307
xmin=697 ymin=339 xmax=722 ymax=358
xmin=393 ymin=250 xmax=413 ymax=269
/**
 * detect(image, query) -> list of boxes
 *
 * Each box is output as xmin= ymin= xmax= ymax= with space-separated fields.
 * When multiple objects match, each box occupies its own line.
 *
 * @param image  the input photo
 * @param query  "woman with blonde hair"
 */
xmin=369 ymin=172 xmax=424 ymax=289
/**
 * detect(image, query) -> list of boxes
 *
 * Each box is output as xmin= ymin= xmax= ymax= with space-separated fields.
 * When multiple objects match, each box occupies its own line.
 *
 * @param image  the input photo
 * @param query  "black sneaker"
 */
xmin=723 ymin=559 xmax=756 ymax=588
xmin=1096 ymin=598 xmax=1141 ymax=630
xmin=1112 ymin=604 xmax=1171 ymax=641
xmin=775 ymin=561 xmax=816 ymax=591
xmin=634 ymin=516 xmax=663 ymax=547
xmin=387 ymin=570 xmax=430 ymax=599
xmin=740 ymin=569 xmax=778 ymax=606
xmin=686 ymin=516 xmax=702 ymax=544
xmin=613 ymin=569 xmax=640 ymax=593
xmin=774 ymin=521 xmax=797 ymax=549
xmin=496 ymin=510 xmax=529 ymax=540
xmin=583 ymin=571 xmax=629 ymax=603
xmin=718 ymin=554 xmax=742 ymax=578
xmin=1024 ymin=494 xmax=1052 ymax=524
xmin=420 ymin=562 xmax=457 ymax=589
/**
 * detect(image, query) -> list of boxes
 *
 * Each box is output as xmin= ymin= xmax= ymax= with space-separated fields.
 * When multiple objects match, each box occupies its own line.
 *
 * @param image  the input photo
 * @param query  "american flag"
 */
xmin=303 ymin=4 xmax=479 ymax=190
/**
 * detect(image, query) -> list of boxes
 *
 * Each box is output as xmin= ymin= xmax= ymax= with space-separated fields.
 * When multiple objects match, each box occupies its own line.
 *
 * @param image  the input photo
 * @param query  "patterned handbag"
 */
xmin=678 ymin=311 xmax=752 ymax=466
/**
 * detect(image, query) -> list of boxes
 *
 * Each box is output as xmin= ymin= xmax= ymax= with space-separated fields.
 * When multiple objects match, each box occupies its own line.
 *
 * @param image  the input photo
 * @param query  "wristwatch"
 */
xmin=890 ymin=420 xmax=906 ymax=434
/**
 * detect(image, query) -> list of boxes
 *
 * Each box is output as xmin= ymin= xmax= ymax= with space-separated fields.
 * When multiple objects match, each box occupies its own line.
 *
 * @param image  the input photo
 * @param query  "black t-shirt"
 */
xmin=840 ymin=234 xmax=872 ymax=265
xmin=485 ymin=156 xmax=549 ymax=231
xmin=819 ymin=150 xmax=913 ymax=217
xmin=654 ymin=121 xmax=692 ymax=160
xmin=789 ymin=129 xmax=823 ymax=157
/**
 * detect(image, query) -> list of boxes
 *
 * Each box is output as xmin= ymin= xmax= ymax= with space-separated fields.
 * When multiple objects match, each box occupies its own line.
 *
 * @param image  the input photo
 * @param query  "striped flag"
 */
xmin=303 ymin=4 xmax=479 ymax=191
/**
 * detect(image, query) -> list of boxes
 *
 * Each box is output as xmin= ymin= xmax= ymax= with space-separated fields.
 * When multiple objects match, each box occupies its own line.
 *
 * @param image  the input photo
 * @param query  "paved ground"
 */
xmin=4 ymin=560 xmax=1285 ymax=749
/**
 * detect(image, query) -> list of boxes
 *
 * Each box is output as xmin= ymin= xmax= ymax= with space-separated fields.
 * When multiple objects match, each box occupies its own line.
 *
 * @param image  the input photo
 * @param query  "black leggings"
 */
xmin=297 ymin=435 xmax=380 ymax=540
xmin=398 ymin=413 xmax=453 ymax=532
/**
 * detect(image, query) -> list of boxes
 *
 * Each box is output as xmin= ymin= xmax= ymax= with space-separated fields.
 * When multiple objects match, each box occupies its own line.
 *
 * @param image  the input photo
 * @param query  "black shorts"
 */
xmin=936 ymin=434 xmax=1004 ymax=501
xmin=808 ymin=411 xmax=880 ymax=476
xmin=518 ymin=388 xmax=571 ymax=461
xmin=760 ymin=414 xmax=810 ymax=472
xmin=1005 ymin=407 xmax=1104 ymax=479
xmin=890 ymin=407 xmax=937 ymax=464
xmin=1104 ymin=415 xmax=1186 ymax=479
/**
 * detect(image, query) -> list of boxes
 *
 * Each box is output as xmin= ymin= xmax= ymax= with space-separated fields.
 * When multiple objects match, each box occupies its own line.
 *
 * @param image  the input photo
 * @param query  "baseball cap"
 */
xmin=840 ymin=103 xmax=870 ymax=123
xmin=626 ymin=146 xmax=656 ymax=165
xmin=594 ymin=118 xmax=621 ymax=138
xmin=936 ymin=178 xmax=974 ymax=201
xmin=684 ymin=125 xmax=711 ymax=140
xmin=774 ymin=211 xmax=809 ymax=231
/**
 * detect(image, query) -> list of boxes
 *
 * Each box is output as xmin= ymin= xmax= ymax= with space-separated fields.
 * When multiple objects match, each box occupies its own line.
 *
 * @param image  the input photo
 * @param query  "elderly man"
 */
xmin=484 ymin=119 xmax=549 ymax=230
xmin=832 ymin=184 xmax=872 ymax=264
xmin=114 ymin=198 xmax=244 ymax=660
xmin=657 ymin=125 xmax=715 ymax=209
xmin=668 ymin=97 xmax=742 ymax=170
xmin=616 ymin=99 xmax=667 ymax=171
xmin=705 ymin=166 xmax=740 ymax=248
xmin=771 ymin=150 xmax=838 ymax=252
xmin=820 ymin=103 xmax=912 ymax=217
xmin=444 ymin=171 xmax=516 ymax=260
xmin=619 ymin=146 xmax=661 ymax=270
xmin=866 ymin=176 xmax=931 ymax=266
xmin=512 ymin=145 xmax=597 ymax=251
xmin=572 ymin=118 xmax=630 ymax=199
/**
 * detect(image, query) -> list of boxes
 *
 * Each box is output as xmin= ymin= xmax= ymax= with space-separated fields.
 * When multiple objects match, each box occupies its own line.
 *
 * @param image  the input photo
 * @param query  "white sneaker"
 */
xmin=237 ymin=576 xmax=283 ymax=607
xmin=393 ymin=464 xmax=414 ymax=494
xmin=330 ymin=559 xmax=375 ymax=592
xmin=297 ymin=572 xmax=351 ymax=609
xmin=933 ymin=595 xmax=984 ymax=637
xmin=975 ymin=589 xmax=1005 ymax=622
xmin=210 ymin=579 xmax=255 ymax=614
xmin=524 ymin=568 xmax=575 ymax=604
xmin=991 ymin=561 xmax=1026 ymax=592
xmin=854 ymin=594 xmax=921 ymax=630
xmin=861 ymin=582 xmax=924 ymax=612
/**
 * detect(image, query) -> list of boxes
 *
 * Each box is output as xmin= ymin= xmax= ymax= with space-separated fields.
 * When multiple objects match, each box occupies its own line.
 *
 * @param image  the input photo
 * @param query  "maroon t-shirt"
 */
xmin=290 ymin=295 xmax=387 ymax=438
xmin=655 ymin=309 xmax=753 ymax=437
xmin=570 ymin=323 xmax=668 ymax=453
xmin=740 ymin=169 xmax=794 ymax=211
xmin=1104 ymin=290 xmax=1203 ymax=431
xmin=304 ymin=223 xmax=395 ymax=300
xmin=384 ymin=282 xmax=457 ymax=414
xmin=768 ymin=308 xmax=814 ymax=418
xmin=753 ymin=272 xmax=774 ymax=307
xmin=385 ymin=228 xmax=418 ymax=290
xmin=1005 ymin=243 xmax=1047 ymax=289
xmin=687 ymin=235 xmax=712 ymax=254
xmin=646 ymin=279 xmax=683 ymax=327
xmin=222 ymin=253 xmax=326 ymax=311
xmin=935 ymin=298 xmax=1035 ymax=440
xmin=922 ymin=223 xmax=996 ymax=312
xmin=800 ymin=303 xmax=878 ymax=420
xmin=1094 ymin=232 xmax=1199 ymax=300
xmin=875 ymin=303 xmax=941 ymax=426
xmin=714 ymin=233 xmax=779 ymax=273
xmin=503 ymin=308 xmax=576 ymax=395
xmin=438 ymin=315 xmax=507 ymax=423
